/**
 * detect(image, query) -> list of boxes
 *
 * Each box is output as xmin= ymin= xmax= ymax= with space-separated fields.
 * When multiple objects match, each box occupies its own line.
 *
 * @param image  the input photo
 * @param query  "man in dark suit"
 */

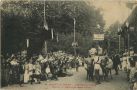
xmin=113 ymin=54 xmax=121 ymax=75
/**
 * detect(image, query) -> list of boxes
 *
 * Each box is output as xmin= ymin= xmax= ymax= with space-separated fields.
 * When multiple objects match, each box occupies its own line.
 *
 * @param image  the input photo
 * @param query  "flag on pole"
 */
xmin=74 ymin=18 xmax=76 ymax=25
xmin=51 ymin=28 xmax=54 ymax=40
xmin=26 ymin=39 xmax=29 ymax=48
xmin=57 ymin=33 xmax=59 ymax=42
xmin=44 ymin=41 xmax=47 ymax=54
xmin=44 ymin=1 xmax=48 ymax=30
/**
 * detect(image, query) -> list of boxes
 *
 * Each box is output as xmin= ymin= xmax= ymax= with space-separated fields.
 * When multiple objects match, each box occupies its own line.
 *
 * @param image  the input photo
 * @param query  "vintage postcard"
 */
xmin=1 ymin=0 xmax=137 ymax=90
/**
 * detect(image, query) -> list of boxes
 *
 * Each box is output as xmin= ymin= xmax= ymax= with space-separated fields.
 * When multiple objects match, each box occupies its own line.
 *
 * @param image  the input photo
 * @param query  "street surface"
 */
xmin=2 ymin=67 xmax=129 ymax=90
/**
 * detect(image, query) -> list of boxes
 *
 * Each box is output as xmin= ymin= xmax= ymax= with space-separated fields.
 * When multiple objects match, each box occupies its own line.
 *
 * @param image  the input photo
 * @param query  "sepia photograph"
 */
xmin=1 ymin=0 xmax=137 ymax=90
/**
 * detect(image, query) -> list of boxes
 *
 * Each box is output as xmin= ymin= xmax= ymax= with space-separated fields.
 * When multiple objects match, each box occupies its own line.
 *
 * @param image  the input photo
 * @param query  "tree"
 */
xmin=106 ymin=21 xmax=125 ymax=54
xmin=1 ymin=1 xmax=105 ymax=56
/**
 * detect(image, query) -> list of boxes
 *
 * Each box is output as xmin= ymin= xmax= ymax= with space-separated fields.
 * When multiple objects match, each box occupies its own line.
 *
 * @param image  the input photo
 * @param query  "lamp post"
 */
xmin=107 ymin=38 xmax=110 ymax=55
xmin=119 ymin=35 xmax=121 ymax=53
xmin=126 ymin=22 xmax=130 ymax=56
xmin=118 ymin=27 xmax=121 ymax=53
xmin=73 ymin=18 xmax=77 ymax=56
xmin=74 ymin=18 xmax=76 ymax=43
xmin=128 ymin=33 xmax=130 ymax=56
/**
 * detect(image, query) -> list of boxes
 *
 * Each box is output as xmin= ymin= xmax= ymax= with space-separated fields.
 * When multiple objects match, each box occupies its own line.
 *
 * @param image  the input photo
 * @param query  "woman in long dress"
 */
xmin=35 ymin=61 xmax=41 ymax=83
xmin=45 ymin=64 xmax=51 ymax=80
xmin=122 ymin=54 xmax=128 ymax=71
xmin=28 ymin=59 xmax=34 ymax=84
xmin=24 ymin=61 xmax=29 ymax=83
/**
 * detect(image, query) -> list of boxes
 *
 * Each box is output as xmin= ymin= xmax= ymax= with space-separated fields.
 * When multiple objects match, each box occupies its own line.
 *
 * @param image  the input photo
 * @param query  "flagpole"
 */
xmin=126 ymin=22 xmax=130 ymax=56
xmin=74 ymin=18 xmax=76 ymax=43
xmin=73 ymin=18 xmax=76 ymax=56
xmin=119 ymin=35 xmax=121 ymax=53
xmin=44 ymin=0 xmax=46 ymax=26
xmin=118 ymin=27 xmax=121 ymax=53
xmin=43 ymin=0 xmax=48 ymax=30
xmin=45 ymin=41 xmax=48 ymax=54
xmin=128 ymin=32 xmax=130 ymax=56
xmin=43 ymin=0 xmax=48 ymax=55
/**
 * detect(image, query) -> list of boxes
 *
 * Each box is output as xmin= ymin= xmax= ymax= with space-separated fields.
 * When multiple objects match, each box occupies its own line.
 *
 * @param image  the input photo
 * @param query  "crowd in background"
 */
xmin=2 ymin=46 xmax=137 ymax=90
xmin=119 ymin=49 xmax=137 ymax=90
xmin=84 ymin=45 xmax=137 ymax=88
xmin=1 ymin=50 xmax=84 ymax=87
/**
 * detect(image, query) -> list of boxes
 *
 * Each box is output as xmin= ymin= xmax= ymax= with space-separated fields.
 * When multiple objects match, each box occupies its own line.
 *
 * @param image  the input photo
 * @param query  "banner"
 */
xmin=93 ymin=34 xmax=104 ymax=41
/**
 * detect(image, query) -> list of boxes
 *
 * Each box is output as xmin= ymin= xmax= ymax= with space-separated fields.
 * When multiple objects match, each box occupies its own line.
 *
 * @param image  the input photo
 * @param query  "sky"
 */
xmin=0 ymin=0 xmax=133 ymax=29
xmin=89 ymin=0 xmax=132 ymax=29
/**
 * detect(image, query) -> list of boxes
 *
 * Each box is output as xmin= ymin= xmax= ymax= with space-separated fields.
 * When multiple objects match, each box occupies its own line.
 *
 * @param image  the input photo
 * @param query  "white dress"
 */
xmin=133 ymin=82 xmax=137 ymax=90
xmin=28 ymin=63 xmax=34 ymax=76
xmin=24 ymin=64 xmax=29 ymax=83
xmin=35 ymin=64 xmax=41 ymax=75
xmin=130 ymin=67 xmax=136 ymax=80
xmin=122 ymin=57 xmax=127 ymax=70
xmin=94 ymin=56 xmax=101 ymax=70
xmin=93 ymin=56 xmax=103 ymax=75
xmin=106 ymin=58 xmax=113 ymax=69
xmin=46 ymin=66 xmax=51 ymax=74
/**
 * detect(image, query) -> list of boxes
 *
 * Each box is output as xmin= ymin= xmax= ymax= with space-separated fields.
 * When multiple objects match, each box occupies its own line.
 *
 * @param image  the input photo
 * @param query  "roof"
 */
xmin=122 ymin=5 xmax=137 ymax=30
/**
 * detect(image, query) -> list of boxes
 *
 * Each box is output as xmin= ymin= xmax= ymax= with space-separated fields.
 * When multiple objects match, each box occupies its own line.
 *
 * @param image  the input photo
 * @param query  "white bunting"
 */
xmin=26 ymin=39 xmax=29 ymax=48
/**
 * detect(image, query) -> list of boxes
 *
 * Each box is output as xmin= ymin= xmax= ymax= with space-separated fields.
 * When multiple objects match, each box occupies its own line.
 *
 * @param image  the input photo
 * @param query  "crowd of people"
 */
xmin=84 ymin=45 xmax=137 ymax=88
xmin=2 ymin=46 xmax=137 ymax=90
xmin=84 ymin=45 xmax=114 ymax=84
xmin=1 ymin=50 xmax=84 ymax=87
xmin=120 ymin=49 xmax=137 ymax=90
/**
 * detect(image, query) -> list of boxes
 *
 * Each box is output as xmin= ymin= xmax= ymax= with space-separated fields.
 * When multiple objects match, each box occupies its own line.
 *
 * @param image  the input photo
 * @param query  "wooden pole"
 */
xmin=119 ymin=35 xmax=121 ymax=53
